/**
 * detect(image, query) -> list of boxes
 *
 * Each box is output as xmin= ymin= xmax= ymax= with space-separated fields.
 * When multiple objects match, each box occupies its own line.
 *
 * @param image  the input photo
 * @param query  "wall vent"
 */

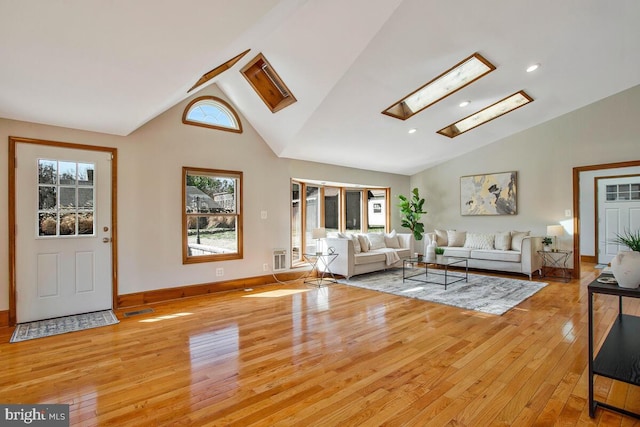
xmin=273 ymin=249 xmax=287 ymax=271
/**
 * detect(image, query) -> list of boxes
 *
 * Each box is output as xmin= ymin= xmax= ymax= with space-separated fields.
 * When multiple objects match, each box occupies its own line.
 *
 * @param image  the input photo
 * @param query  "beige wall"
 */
xmin=0 ymin=84 xmax=409 ymax=311
xmin=410 ymin=84 xmax=640 ymax=265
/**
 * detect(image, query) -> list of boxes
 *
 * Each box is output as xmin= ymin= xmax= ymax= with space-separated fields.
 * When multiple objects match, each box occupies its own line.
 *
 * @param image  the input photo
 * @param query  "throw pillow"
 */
xmin=464 ymin=233 xmax=495 ymax=250
xmin=350 ymin=234 xmax=361 ymax=253
xmin=494 ymin=231 xmax=512 ymax=251
xmin=447 ymin=230 xmax=467 ymax=247
xmin=367 ymin=232 xmax=386 ymax=250
xmin=434 ymin=229 xmax=448 ymax=246
xmin=336 ymin=232 xmax=348 ymax=239
xmin=357 ymin=234 xmax=369 ymax=252
xmin=510 ymin=230 xmax=530 ymax=251
xmin=384 ymin=229 xmax=400 ymax=248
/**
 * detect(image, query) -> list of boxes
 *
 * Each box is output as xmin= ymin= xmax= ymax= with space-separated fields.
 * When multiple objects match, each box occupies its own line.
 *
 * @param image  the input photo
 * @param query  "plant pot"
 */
xmin=543 ymin=246 xmax=551 ymax=252
xmin=610 ymin=250 xmax=640 ymax=289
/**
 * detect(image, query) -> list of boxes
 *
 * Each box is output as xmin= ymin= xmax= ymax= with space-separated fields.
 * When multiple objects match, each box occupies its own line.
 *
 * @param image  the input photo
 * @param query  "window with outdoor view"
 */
xmin=182 ymin=96 xmax=243 ymax=133
xmin=291 ymin=180 xmax=389 ymax=266
xmin=183 ymin=167 xmax=242 ymax=263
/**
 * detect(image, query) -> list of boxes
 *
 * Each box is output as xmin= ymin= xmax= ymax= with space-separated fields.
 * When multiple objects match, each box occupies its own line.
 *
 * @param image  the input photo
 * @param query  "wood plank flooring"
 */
xmin=1 ymin=264 xmax=640 ymax=426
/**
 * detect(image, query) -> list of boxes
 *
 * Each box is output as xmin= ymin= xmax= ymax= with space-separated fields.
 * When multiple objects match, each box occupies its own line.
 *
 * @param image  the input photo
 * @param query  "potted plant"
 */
xmin=398 ymin=188 xmax=427 ymax=242
xmin=612 ymin=229 xmax=640 ymax=251
xmin=434 ymin=247 xmax=445 ymax=262
xmin=610 ymin=229 xmax=640 ymax=288
xmin=541 ymin=237 xmax=553 ymax=251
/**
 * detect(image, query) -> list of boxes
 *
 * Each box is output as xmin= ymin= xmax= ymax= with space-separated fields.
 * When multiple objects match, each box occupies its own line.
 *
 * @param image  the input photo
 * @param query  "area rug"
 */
xmin=10 ymin=310 xmax=119 ymax=343
xmin=338 ymin=269 xmax=548 ymax=315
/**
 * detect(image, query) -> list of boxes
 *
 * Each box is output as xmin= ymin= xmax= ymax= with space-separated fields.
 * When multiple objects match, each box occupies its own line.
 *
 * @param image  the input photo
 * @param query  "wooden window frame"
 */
xmin=182 ymin=96 xmax=243 ymax=133
xmin=182 ymin=167 xmax=243 ymax=264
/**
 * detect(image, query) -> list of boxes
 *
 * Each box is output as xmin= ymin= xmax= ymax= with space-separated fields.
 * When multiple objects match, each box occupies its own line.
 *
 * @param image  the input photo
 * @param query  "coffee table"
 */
xmin=403 ymin=256 xmax=468 ymax=289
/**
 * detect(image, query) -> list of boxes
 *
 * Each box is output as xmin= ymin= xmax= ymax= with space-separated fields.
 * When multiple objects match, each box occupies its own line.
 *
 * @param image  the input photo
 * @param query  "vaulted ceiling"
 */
xmin=1 ymin=0 xmax=639 ymax=175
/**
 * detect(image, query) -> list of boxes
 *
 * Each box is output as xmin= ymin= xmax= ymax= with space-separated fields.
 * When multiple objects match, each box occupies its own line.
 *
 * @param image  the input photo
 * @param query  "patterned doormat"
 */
xmin=10 ymin=310 xmax=119 ymax=343
xmin=339 ymin=269 xmax=548 ymax=315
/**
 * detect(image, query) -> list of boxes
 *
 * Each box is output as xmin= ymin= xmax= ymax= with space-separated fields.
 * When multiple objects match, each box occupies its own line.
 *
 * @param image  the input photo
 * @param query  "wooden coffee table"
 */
xmin=402 ymin=256 xmax=468 ymax=290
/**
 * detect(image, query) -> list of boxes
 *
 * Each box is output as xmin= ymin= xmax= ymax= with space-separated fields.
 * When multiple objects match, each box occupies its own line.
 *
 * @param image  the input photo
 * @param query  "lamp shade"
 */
xmin=312 ymin=227 xmax=326 ymax=239
xmin=546 ymin=225 xmax=564 ymax=237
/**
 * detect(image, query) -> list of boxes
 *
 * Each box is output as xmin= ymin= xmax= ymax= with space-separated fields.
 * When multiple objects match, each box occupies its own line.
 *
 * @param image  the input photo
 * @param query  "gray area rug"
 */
xmin=338 ymin=269 xmax=547 ymax=315
xmin=10 ymin=310 xmax=119 ymax=343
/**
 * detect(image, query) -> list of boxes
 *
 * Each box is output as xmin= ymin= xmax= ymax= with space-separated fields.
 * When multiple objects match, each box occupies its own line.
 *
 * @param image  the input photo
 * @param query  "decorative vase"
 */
xmin=610 ymin=251 xmax=640 ymax=289
xmin=425 ymin=238 xmax=436 ymax=262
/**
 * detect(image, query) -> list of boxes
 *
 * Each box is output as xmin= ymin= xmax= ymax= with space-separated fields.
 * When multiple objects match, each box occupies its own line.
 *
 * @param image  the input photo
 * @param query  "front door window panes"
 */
xmin=37 ymin=159 xmax=95 ymax=237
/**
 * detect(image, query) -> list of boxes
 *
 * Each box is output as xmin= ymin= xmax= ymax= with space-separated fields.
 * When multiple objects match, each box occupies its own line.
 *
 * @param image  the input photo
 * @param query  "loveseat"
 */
xmin=426 ymin=229 xmax=543 ymax=279
xmin=322 ymin=231 xmax=413 ymax=279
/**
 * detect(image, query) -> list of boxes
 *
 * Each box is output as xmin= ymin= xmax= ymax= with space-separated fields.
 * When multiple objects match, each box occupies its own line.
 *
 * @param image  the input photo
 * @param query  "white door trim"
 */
xmin=8 ymin=136 xmax=118 ymax=326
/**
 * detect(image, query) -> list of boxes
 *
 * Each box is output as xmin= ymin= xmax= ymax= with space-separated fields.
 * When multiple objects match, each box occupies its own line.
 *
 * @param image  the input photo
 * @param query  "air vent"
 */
xmin=240 ymin=53 xmax=297 ymax=113
xmin=273 ymin=249 xmax=287 ymax=271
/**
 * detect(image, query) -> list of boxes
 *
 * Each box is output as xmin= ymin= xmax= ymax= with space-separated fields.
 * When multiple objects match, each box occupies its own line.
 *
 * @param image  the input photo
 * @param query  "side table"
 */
xmin=303 ymin=252 xmax=338 ymax=287
xmin=537 ymin=250 xmax=572 ymax=282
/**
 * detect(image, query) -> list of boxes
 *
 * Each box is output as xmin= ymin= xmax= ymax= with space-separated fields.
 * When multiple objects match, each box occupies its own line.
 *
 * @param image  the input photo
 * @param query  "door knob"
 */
xmin=103 ymin=237 xmax=111 ymax=243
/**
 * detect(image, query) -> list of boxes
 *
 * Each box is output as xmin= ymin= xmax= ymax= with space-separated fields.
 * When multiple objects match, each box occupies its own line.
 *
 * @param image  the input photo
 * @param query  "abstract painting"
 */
xmin=460 ymin=171 xmax=517 ymax=215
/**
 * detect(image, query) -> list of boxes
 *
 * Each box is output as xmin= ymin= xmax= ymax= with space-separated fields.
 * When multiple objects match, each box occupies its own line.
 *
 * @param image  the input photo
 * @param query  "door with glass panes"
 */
xmin=15 ymin=142 xmax=113 ymax=323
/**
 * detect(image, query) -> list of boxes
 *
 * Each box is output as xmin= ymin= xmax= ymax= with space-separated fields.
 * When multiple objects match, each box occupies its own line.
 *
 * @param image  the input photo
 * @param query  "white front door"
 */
xmin=15 ymin=143 xmax=113 ymax=323
xmin=597 ymin=176 xmax=640 ymax=264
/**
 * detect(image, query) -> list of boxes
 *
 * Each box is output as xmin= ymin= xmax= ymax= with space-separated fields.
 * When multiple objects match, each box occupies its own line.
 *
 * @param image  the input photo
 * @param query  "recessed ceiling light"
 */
xmin=408 ymin=128 xmax=417 ymax=134
xmin=526 ymin=63 xmax=540 ymax=73
xmin=459 ymin=100 xmax=470 ymax=107
xmin=437 ymin=90 xmax=533 ymax=138
xmin=382 ymin=53 xmax=496 ymax=120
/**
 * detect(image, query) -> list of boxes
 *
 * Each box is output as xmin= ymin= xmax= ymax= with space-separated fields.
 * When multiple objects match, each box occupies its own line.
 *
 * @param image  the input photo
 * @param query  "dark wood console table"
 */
xmin=588 ymin=275 xmax=640 ymax=419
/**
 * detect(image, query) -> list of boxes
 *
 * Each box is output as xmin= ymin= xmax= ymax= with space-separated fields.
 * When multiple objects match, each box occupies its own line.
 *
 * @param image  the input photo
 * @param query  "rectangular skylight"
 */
xmin=382 ymin=53 xmax=495 ymax=120
xmin=437 ymin=91 xmax=533 ymax=138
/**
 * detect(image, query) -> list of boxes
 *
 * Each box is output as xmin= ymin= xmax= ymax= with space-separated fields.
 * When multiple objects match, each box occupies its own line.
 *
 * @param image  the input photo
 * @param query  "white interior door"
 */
xmin=15 ymin=143 xmax=113 ymax=323
xmin=597 ymin=176 xmax=640 ymax=264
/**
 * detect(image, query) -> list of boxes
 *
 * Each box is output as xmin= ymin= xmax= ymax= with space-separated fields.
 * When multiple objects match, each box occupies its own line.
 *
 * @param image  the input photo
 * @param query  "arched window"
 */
xmin=182 ymin=96 xmax=242 ymax=133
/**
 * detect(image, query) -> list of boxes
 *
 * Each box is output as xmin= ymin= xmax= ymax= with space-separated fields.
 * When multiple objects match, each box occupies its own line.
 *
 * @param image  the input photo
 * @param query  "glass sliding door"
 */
xmin=305 ymin=185 xmax=320 ymax=254
xmin=345 ymin=189 xmax=362 ymax=235
xmin=324 ymin=187 xmax=340 ymax=236
xmin=367 ymin=189 xmax=387 ymax=232
xmin=291 ymin=181 xmax=302 ymax=264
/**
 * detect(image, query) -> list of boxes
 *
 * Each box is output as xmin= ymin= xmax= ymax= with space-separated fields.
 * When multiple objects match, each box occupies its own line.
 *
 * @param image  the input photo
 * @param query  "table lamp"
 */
xmin=546 ymin=225 xmax=564 ymax=252
xmin=312 ymin=227 xmax=326 ymax=254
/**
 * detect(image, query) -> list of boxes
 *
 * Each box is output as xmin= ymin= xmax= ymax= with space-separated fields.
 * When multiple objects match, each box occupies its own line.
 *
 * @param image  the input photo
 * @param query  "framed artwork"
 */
xmin=460 ymin=171 xmax=517 ymax=215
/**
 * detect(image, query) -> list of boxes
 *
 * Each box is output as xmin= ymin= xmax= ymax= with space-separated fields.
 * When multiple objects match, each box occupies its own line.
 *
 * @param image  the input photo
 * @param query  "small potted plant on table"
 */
xmin=542 ymin=237 xmax=553 ymax=251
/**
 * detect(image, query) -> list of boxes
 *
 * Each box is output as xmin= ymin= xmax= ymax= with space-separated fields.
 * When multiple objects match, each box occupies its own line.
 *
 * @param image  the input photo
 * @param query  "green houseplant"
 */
xmin=398 ymin=188 xmax=427 ymax=241
xmin=612 ymin=229 xmax=640 ymax=251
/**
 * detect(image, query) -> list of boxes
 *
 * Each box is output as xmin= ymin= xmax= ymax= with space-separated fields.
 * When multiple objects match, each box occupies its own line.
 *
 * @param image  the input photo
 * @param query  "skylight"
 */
xmin=182 ymin=96 xmax=242 ymax=133
xmin=382 ymin=53 xmax=496 ymax=120
xmin=188 ymin=49 xmax=250 ymax=93
xmin=437 ymin=91 xmax=533 ymax=138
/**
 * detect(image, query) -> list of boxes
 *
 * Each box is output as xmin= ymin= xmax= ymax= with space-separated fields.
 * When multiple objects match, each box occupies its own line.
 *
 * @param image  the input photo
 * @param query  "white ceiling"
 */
xmin=2 ymin=0 xmax=639 ymax=175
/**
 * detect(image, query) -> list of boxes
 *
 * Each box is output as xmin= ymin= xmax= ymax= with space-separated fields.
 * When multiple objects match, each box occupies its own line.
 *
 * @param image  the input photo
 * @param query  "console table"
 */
xmin=588 ymin=275 xmax=640 ymax=419
xmin=537 ymin=250 xmax=572 ymax=282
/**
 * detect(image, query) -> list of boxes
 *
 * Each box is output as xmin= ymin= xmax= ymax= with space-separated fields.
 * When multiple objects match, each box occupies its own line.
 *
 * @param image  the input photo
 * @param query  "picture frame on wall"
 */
xmin=460 ymin=171 xmax=517 ymax=216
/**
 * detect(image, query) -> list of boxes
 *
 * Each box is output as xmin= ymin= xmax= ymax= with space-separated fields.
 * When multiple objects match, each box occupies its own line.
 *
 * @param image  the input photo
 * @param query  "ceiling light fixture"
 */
xmin=437 ymin=90 xmax=533 ymax=138
xmin=526 ymin=63 xmax=540 ymax=73
xmin=382 ymin=53 xmax=496 ymax=120
xmin=408 ymin=128 xmax=417 ymax=134
xmin=459 ymin=100 xmax=470 ymax=107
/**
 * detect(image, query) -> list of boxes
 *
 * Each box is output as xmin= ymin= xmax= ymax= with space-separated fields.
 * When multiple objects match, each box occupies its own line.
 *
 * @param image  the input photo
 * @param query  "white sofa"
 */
xmin=426 ymin=229 xmax=543 ymax=279
xmin=322 ymin=232 xmax=413 ymax=279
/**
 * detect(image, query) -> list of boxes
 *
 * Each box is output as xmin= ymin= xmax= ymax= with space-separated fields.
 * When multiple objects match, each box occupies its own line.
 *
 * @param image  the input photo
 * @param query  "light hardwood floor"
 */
xmin=1 ymin=264 xmax=640 ymax=426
